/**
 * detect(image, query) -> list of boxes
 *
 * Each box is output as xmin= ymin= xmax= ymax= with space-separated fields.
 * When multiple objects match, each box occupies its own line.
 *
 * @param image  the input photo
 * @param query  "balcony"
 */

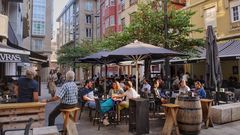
xmin=0 ymin=14 xmax=8 ymax=39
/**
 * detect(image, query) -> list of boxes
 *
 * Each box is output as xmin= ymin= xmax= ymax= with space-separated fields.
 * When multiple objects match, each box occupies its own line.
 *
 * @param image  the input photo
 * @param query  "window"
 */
xmin=33 ymin=39 xmax=43 ymax=51
xmin=204 ymin=7 xmax=216 ymax=28
xmin=130 ymin=0 xmax=137 ymax=6
xmin=85 ymin=1 xmax=93 ymax=11
xmin=121 ymin=0 xmax=125 ymax=11
xmin=32 ymin=0 xmax=46 ymax=35
xmin=232 ymin=6 xmax=239 ymax=21
xmin=121 ymin=18 xmax=125 ymax=30
xmin=86 ymin=28 xmax=92 ymax=37
xmin=86 ymin=15 xmax=92 ymax=24
xmin=110 ymin=16 xmax=115 ymax=26
xmin=110 ymin=0 xmax=115 ymax=6
xmin=105 ymin=17 xmax=109 ymax=28
xmin=230 ymin=0 xmax=240 ymax=22
xmin=130 ymin=12 xmax=136 ymax=23
xmin=105 ymin=0 xmax=109 ymax=7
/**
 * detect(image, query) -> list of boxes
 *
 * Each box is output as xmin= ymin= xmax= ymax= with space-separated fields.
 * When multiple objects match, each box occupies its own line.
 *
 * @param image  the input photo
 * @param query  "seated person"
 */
xmin=112 ymin=81 xmax=140 ymax=121
xmin=81 ymin=80 xmax=114 ymax=113
xmin=14 ymin=68 xmax=39 ymax=102
xmin=46 ymin=70 xmax=78 ymax=126
xmin=152 ymin=80 xmax=168 ymax=104
xmin=108 ymin=81 xmax=124 ymax=98
xmin=141 ymin=79 xmax=151 ymax=98
xmin=194 ymin=81 xmax=206 ymax=98
xmin=82 ymin=80 xmax=96 ymax=109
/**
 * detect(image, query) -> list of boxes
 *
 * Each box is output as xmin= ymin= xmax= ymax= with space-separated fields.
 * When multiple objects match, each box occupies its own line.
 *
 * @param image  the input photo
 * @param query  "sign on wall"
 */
xmin=0 ymin=52 xmax=29 ymax=63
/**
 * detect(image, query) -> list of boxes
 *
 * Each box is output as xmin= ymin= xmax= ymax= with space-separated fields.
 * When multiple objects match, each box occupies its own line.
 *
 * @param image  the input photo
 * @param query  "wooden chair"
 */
xmin=60 ymin=107 xmax=80 ymax=132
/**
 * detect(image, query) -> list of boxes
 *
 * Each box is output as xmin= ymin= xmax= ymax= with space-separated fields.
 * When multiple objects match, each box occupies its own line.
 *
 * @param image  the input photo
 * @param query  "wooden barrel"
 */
xmin=176 ymin=95 xmax=202 ymax=135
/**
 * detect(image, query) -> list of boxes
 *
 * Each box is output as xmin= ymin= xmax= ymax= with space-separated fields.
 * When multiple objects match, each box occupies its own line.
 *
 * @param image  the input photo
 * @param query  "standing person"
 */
xmin=47 ymin=70 xmax=57 ymax=97
xmin=194 ymin=81 xmax=206 ymax=98
xmin=14 ymin=68 xmax=39 ymax=102
xmin=141 ymin=79 xmax=151 ymax=97
xmin=178 ymin=80 xmax=190 ymax=95
xmin=46 ymin=70 xmax=78 ymax=126
xmin=182 ymin=72 xmax=190 ymax=84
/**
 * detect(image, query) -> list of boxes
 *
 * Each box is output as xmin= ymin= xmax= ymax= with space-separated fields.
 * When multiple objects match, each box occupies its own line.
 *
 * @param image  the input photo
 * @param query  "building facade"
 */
xmin=99 ymin=0 xmax=122 ymax=37
xmin=184 ymin=0 xmax=240 ymax=40
xmin=57 ymin=0 xmax=98 ymax=47
xmin=22 ymin=0 xmax=53 ymax=81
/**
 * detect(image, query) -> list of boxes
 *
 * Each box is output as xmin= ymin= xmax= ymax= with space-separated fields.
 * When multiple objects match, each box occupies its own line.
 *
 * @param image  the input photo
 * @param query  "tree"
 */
xmin=57 ymin=40 xmax=98 ymax=79
xmin=124 ymin=1 xmax=204 ymax=80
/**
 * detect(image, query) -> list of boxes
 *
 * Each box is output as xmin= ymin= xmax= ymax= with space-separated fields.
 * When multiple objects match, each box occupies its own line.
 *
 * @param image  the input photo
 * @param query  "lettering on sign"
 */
xmin=0 ymin=53 xmax=22 ymax=62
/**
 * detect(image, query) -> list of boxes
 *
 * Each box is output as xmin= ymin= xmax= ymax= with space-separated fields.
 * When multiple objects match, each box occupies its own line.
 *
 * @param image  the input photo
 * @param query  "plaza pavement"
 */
xmin=40 ymin=82 xmax=240 ymax=135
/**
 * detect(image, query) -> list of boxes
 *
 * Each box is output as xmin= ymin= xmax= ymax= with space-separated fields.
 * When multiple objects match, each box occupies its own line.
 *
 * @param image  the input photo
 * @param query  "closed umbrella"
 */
xmin=205 ymin=26 xmax=223 ymax=99
xmin=108 ymin=40 xmax=186 ymax=91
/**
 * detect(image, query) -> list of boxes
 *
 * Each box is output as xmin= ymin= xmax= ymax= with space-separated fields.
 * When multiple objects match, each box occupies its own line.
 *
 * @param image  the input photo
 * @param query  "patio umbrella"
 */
xmin=205 ymin=25 xmax=223 ymax=93
xmin=108 ymin=40 xmax=186 ymax=91
xmin=78 ymin=50 xmax=126 ymax=97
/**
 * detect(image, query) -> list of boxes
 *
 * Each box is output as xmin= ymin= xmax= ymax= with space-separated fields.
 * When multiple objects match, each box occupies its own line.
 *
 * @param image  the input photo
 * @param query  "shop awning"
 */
xmin=0 ymin=43 xmax=30 ymax=63
xmin=7 ymin=41 xmax=48 ymax=63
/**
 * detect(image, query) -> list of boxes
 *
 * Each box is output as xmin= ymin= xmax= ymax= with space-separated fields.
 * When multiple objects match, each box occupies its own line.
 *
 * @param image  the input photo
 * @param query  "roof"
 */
xmin=152 ymin=40 xmax=240 ymax=64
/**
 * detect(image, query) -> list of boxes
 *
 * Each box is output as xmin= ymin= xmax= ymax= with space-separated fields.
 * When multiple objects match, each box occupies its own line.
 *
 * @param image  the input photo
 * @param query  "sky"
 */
xmin=53 ymin=0 xmax=68 ymax=34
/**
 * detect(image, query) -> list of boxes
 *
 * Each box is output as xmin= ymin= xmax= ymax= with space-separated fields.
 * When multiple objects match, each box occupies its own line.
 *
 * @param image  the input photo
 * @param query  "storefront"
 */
xmin=0 ymin=43 xmax=30 ymax=79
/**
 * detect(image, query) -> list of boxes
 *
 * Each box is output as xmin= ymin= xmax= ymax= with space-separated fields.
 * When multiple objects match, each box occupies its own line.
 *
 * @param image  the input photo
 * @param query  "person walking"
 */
xmin=47 ymin=69 xmax=57 ymax=97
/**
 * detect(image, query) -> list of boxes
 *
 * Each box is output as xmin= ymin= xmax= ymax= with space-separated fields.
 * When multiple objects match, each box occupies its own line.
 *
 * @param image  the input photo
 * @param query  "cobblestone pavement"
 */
xmin=41 ymin=83 xmax=240 ymax=135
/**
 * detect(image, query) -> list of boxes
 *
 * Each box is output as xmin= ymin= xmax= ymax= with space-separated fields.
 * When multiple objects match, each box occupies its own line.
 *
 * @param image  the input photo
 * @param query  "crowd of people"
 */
xmin=6 ymin=68 xmax=210 ymax=126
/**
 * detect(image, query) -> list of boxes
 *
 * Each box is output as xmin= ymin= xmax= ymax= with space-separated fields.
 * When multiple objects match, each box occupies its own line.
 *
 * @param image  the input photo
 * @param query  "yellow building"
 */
xmin=184 ymin=0 xmax=240 ymax=40
xmin=120 ymin=0 xmax=186 ymax=27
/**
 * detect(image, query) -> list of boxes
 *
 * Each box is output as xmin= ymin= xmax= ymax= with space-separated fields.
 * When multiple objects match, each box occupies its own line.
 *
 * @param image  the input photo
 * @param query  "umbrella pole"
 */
xmin=104 ymin=64 xmax=107 ymax=98
xmin=135 ymin=60 xmax=138 ymax=92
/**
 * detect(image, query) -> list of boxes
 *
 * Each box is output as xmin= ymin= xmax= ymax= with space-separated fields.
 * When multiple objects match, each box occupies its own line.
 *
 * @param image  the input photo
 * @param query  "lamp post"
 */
xmin=91 ymin=14 xmax=100 ymax=78
xmin=163 ymin=0 xmax=171 ymax=89
xmin=73 ymin=1 xmax=77 ymax=73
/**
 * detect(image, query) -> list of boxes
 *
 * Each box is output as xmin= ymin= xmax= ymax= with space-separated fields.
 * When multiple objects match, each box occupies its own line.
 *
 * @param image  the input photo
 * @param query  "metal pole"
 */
xmin=163 ymin=0 xmax=171 ymax=90
xmin=73 ymin=0 xmax=76 ymax=73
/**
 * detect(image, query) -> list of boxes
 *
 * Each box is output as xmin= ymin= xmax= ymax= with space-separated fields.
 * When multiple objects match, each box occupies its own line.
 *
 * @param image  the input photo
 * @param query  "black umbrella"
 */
xmin=77 ymin=50 xmax=126 ymax=97
xmin=205 ymin=26 xmax=223 ymax=94
xmin=108 ymin=40 xmax=186 ymax=91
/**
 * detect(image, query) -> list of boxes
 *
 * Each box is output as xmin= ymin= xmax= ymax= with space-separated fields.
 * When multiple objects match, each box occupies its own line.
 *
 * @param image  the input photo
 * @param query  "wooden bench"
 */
xmin=211 ymin=102 xmax=240 ymax=124
xmin=0 ymin=102 xmax=46 ymax=133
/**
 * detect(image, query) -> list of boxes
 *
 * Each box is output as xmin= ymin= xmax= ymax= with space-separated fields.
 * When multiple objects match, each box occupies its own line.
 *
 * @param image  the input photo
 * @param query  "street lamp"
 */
xmin=91 ymin=14 xmax=100 ymax=78
xmin=163 ymin=0 xmax=171 ymax=89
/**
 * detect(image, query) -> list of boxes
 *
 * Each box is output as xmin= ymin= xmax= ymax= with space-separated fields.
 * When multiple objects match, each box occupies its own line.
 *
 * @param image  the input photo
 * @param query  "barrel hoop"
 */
xmin=179 ymin=107 xmax=202 ymax=110
xmin=179 ymin=129 xmax=200 ymax=135
xmin=177 ymin=121 xmax=202 ymax=125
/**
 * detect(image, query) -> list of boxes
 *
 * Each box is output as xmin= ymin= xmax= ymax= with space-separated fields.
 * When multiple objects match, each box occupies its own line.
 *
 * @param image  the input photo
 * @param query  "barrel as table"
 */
xmin=176 ymin=96 xmax=202 ymax=135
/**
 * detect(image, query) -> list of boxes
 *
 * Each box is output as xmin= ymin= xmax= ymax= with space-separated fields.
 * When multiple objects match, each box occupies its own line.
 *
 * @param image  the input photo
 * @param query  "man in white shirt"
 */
xmin=141 ymin=79 xmax=151 ymax=97
xmin=112 ymin=81 xmax=140 ymax=120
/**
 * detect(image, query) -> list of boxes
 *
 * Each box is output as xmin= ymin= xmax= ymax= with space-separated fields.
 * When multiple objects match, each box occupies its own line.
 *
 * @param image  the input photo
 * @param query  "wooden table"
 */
xmin=33 ymin=126 xmax=59 ymax=135
xmin=0 ymin=102 xmax=46 ymax=133
xmin=162 ymin=104 xmax=180 ymax=135
xmin=201 ymin=99 xmax=214 ymax=128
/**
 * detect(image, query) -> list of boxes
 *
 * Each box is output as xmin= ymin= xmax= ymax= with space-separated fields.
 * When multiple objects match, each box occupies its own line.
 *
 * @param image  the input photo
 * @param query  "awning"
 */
xmin=7 ymin=41 xmax=48 ymax=63
xmin=0 ymin=43 xmax=30 ymax=63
